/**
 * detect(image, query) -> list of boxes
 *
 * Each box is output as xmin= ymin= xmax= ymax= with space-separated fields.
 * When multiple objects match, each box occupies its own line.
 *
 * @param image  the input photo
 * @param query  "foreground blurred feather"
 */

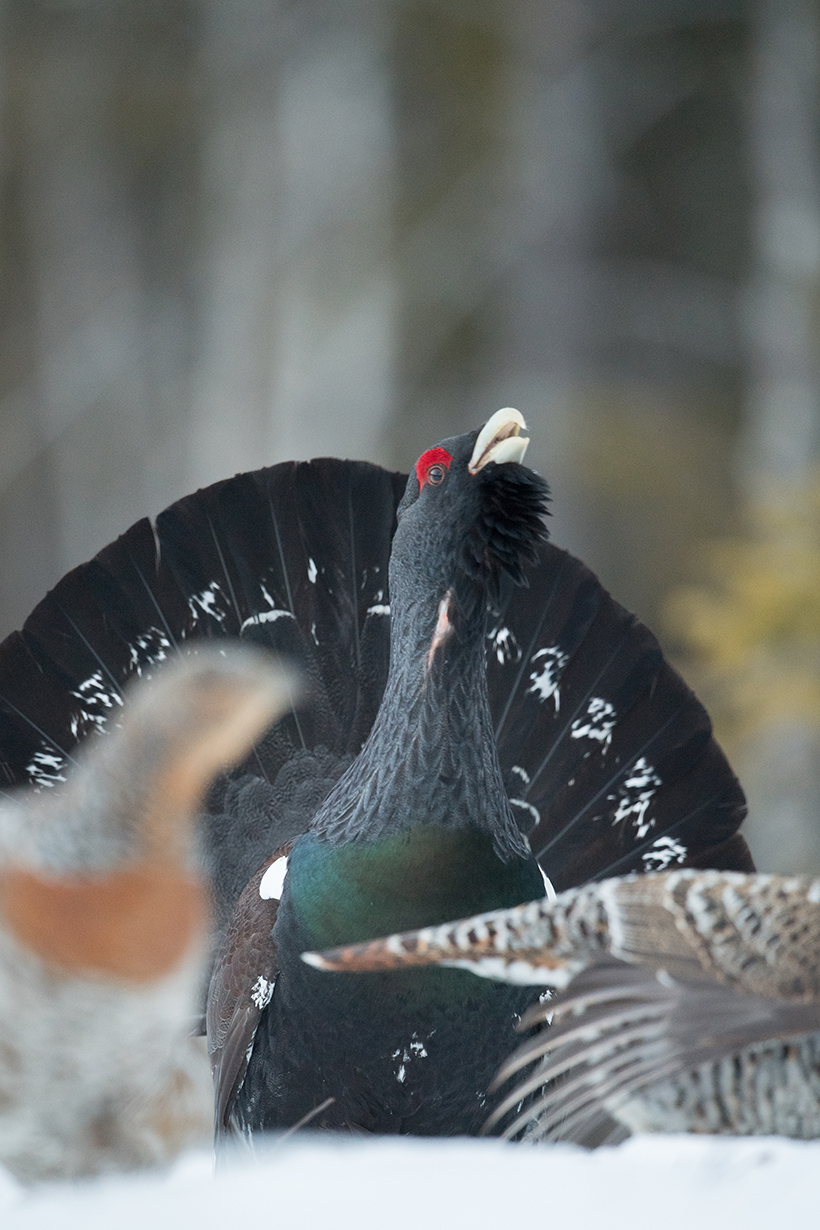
xmin=0 ymin=647 xmax=295 ymax=1183
xmin=308 ymin=870 xmax=820 ymax=1142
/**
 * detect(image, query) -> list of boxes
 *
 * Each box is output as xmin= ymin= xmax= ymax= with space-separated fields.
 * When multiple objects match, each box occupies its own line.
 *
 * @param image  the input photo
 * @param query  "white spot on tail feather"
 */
xmin=127 ymin=629 xmax=172 ymax=680
xmin=67 ymin=671 xmax=125 ymax=742
xmin=488 ymin=624 xmax=521 ymax=665
xmin=72 ymin=672 xmax=122 ymax=707
xmin=188 ymin=582 xmax=228 ymax=624
xmin=527 ymin=647 xmax=569 ymax=711
xmin=642 ymin=835 xmax=688 ymax=871
xmin=610 ymin=756 xmax=662 ymax=838
xmin=25 ymin=747 xmax=68 ymax=789
xmin=571 ymin=697 xmax=616 ymax=751
xmin=240 ymin=609 xmax=295 ymax=633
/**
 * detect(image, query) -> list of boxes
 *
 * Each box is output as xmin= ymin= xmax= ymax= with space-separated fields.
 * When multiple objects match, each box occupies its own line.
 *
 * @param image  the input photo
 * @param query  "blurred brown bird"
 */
xmin=0 ymin=646 xmax=295 ymax=1184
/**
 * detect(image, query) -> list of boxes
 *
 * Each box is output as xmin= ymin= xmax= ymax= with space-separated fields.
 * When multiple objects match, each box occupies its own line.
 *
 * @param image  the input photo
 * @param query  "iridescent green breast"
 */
xmin=286 ymin=824 xmax=546 ymax=952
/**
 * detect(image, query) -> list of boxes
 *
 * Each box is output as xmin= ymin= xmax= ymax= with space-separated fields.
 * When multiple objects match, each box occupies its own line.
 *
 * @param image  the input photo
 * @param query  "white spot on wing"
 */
xmin=571 ymin=697 xmax=616 ymax=751
xmin=527 ymin=646 xmax=569 ymax=711
xmin=259 ymin=856 xmax=289 ymax=900
xmin=391 ymin=1033 xmax=430 ymax=1083
xmin=250 ymin=975 xmax=274 ymax=1010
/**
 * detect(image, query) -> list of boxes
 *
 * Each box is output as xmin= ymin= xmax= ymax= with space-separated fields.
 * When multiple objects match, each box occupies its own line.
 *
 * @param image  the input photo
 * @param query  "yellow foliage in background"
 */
xmin=666 ymin=474 xmax=820 ymax=745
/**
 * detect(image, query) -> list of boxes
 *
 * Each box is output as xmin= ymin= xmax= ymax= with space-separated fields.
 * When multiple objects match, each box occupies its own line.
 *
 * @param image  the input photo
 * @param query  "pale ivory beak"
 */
xmin=468 ymin=408 xmax=529 ymax=474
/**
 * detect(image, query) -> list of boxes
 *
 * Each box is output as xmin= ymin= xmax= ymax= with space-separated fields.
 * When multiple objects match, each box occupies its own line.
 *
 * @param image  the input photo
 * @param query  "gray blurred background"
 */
xmin=0 ymin=0 xmax=818 ymax=871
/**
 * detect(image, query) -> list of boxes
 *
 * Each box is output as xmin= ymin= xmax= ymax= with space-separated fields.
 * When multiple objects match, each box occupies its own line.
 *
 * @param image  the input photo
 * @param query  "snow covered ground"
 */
xmin=1 ymin=1133 xmax=817 ymax=1229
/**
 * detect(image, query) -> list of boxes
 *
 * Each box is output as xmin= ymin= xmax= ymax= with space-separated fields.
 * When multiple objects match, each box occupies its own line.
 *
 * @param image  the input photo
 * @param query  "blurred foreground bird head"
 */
xmin=0 ymin=646 xmax=299 ymax=983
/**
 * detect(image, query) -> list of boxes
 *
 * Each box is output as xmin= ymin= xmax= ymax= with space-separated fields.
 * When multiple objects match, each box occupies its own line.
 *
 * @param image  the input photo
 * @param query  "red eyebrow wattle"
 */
xmin=415 ymin=447 xmax=452 ymax=488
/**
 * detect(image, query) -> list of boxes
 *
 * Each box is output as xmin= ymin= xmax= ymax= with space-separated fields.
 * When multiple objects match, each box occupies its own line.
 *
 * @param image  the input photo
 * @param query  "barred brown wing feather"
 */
xmin=491 ymin=957 xmax=820 ymax=1144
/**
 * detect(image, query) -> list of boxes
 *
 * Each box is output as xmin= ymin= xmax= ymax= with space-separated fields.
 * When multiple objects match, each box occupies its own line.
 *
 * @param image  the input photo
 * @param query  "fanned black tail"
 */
xmin=486 ymin=547 xmax=751 ymax=889
xmin=0 ymin=458 xmax=750 ymax=933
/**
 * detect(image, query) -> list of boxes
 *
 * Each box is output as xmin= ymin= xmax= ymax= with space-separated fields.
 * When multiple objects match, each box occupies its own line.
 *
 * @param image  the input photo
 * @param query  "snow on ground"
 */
xmin=1 ymin=1133 xmax=818 ymax=1230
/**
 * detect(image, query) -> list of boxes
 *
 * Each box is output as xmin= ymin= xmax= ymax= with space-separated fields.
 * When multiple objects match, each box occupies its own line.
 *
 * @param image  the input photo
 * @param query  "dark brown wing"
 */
xmin=207 ymin=845 xmax=290 ymax=1138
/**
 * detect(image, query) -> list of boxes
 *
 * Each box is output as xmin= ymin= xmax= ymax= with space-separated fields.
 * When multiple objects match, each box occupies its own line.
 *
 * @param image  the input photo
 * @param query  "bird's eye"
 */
xmin=415 ymin=446 xmax=452 ymax=489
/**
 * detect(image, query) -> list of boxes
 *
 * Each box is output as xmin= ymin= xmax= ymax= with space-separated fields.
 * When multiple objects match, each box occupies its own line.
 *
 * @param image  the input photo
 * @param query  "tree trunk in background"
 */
xmin=386 ymin=2 xmax=507 ymax=465
xmin=0 ymin=2 xmax=198 ymax=637
xmin=738 ymin=0 xmax=820 ymax=871
xmin=193 ymin=0 xmax=395 ymax=485
xmin=493 ymin=0 xmax=601 ymax=558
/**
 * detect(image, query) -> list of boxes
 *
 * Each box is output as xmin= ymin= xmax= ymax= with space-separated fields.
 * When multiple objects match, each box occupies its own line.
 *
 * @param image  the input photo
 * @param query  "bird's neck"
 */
xmin=310 ymin=582 xmax=527 ymax=860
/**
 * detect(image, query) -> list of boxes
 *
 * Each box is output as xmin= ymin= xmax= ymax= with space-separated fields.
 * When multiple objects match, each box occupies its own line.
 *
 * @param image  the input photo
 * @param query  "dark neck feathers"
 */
xmin=310 ymin=565 xmax=527 ymax=860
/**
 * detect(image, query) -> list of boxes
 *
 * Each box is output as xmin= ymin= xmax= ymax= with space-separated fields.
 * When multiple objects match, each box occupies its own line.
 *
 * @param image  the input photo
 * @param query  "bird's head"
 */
xmin=390 ymin=409 xmax=550 ymax=630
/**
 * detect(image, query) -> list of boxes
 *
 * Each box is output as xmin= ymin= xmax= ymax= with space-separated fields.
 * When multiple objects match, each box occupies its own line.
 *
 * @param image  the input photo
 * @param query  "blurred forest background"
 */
xmin=0 ymin=0 xmax=817 ymax=871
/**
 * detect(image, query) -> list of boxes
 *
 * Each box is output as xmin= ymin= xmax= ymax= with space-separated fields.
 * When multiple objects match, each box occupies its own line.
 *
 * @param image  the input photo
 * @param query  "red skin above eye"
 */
xmin=415 ymin=447 xmax=453 ymax=488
